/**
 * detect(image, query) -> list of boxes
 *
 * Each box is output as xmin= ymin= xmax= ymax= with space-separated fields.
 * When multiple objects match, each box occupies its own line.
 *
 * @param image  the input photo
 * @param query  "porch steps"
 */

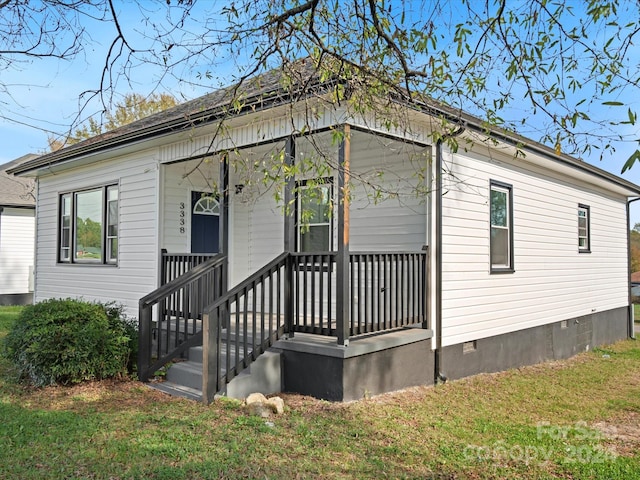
xmin=152 ymin=341 xmax=283 ymax=402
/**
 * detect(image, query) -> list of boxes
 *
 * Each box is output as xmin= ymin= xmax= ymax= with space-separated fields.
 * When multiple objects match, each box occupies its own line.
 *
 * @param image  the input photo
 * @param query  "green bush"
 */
xmin=1 ymin=298 xmax=137 ymax=386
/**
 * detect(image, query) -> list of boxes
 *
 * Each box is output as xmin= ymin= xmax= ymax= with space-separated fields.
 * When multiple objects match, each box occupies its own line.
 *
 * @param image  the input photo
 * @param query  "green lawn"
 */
xmin=634 ymin=303 xmax=640 ymax=322
xmin=1 ymin=305 xmax=639 ymax=479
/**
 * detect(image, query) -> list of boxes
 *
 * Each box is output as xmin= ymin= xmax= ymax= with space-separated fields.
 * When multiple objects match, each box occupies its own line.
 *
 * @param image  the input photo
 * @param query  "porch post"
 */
xmin=284 ymin=136 xmax=296 ymax=337
xmin=337 ymin=125 xmax=351 ymax=346
xmin=219 ymin=152 xmax=229 ymax=293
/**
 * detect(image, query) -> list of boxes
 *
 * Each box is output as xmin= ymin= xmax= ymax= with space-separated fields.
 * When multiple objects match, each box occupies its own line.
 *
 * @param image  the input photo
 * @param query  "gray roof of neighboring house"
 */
xmin=7 ymin=59 xmax=640 ymax=196
xmin=0 ymin=154 xmax=37 ymax=208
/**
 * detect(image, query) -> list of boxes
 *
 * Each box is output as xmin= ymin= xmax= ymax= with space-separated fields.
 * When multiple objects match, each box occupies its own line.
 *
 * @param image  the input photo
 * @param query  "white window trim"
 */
xmin=296 ymin=178 xmax=333 ymax=252
xmin=490 ymin=180 xmax=514 ymax=273
xmin=578 ymin=204 xmax=591 ymax=253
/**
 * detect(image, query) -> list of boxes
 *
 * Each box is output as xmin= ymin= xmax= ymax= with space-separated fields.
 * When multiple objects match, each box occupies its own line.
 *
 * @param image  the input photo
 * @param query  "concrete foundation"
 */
xmin=441 ymin=307 xmax=629 ymax=381
xmin=0 ymin=292 xmax=32 ymax=306
xmin=276 ymin=328 xmax=434 ymax=401
xmin=276 ymin=306 xmax=629 ymax=401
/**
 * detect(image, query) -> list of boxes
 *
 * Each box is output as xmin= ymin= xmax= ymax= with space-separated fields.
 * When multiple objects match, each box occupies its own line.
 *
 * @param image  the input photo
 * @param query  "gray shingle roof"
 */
xmin=0 ymin=154 xmax=37 ymax=207
xmin=6 ymin=59 xmax=640 ymax=196
xmin=8 ymin=59 xmax=320 ymax=176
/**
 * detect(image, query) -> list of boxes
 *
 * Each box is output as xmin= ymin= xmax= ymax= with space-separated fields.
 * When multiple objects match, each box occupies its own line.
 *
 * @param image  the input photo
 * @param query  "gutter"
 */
xmin=408 ymin=99 xmax=640 ymax=197
xmin=627 ymin=197 xmax=640 ymax=339
xmin=434 ymin=126 xmax=465 ymax=384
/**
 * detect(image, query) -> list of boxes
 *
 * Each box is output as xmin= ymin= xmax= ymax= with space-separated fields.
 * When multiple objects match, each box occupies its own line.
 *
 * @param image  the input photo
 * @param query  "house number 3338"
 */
xmin=179 ymin=202 xmax=186 ymax=234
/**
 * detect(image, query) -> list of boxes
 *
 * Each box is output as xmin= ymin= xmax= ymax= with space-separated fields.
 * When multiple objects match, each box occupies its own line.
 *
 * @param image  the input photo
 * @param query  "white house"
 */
xmin=0 ymin=155 xmax=36 ymax=305
xmin=10 ymin=61 xmax=640 ymax=401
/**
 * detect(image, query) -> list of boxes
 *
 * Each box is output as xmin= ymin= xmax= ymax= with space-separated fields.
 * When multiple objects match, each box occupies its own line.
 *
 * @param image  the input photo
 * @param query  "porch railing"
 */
xmin=291 ymin=251 xmax=427 ymax=336
xmin=138 ymin=254 xmax=226 ymax=382
xmin=203 ymin=253 xmax=289 ymax=402
xmin=161 ymin=251 xmax=218 ymax=285
xmin=202 ymin=250 xmax=427 ymax=399
xmin=139 ymin=249 xmax=427 ymax=392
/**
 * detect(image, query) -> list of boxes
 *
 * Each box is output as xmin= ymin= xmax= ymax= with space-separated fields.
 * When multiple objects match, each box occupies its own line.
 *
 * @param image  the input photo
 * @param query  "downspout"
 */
xmin=434 ymin=127 xmax=465 ymax=384
xmin=627 ymin=197 xmax=640 ymax=339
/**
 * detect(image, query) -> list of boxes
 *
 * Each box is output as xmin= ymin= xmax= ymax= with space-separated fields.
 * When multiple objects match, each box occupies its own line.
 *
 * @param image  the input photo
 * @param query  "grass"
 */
xmin=1 ymin=305 xmax=639 ymax=479
xmin=634 ymin=303 xmax=640 ymax=322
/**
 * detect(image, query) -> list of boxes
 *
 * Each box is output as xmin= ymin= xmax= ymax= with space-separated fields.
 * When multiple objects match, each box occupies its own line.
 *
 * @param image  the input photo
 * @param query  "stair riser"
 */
xmin=166 ymin=363 xmax=203 ymax=391
xmin=188 ymin=345 xmax=253 ymax=365
xmin=165 ymin=348 xmax=283 ymax=400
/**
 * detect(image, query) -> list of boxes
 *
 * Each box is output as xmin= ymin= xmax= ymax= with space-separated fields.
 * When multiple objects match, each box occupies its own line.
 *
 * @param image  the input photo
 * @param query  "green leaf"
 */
xmin=602 ymin=101 xmax=624 ymax=106
xmin=622 ymin=149 xmax=640 ymax=173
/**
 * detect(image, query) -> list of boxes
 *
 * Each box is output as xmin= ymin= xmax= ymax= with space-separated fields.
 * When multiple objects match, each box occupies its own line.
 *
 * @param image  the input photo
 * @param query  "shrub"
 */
xmin=1 ymin=298 xmax=137 ymax=386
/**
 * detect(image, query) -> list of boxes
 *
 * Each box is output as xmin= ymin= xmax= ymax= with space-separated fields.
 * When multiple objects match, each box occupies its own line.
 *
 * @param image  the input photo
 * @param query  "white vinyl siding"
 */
xmin=349 ymin=131 xmax=428 ymax=252
xmin=161 ymin=160 xmax=219 ymax=254
xmin=34 ymin=150 xmax=159 ymax=317
xmin=161 ymin=151 xmax=284 ymax=287
xmin=440 ymin=146 xmax=629 ymax=347
xmin=0 ymin=207 xmax=35 ymax=295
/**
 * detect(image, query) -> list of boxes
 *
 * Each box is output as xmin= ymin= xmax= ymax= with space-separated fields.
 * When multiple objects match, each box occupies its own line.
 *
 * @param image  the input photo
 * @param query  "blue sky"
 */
xmin=1 ymin=1 xmax=640 ymax=223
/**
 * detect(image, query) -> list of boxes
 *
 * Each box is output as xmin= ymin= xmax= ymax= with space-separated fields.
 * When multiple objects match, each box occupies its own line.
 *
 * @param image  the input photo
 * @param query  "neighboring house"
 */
xmin=10 ymin=62 xmax=640 ymax=401
xmin=631 ymin=272 xmax=640 ymax=298
xmin=0 ymin=155 xmax=37 ymax=305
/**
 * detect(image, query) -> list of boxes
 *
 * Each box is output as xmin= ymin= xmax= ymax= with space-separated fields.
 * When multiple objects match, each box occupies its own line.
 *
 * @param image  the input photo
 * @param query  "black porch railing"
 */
xmin=291 ymin=251 xmax=427 ymax=336
xmin=138 ymin=254 xmax=226 ymax=382
xmin=139 ymin=249 xmax=427 ymax=395
xmin=201 ymin=250 xmax=427 ymax=400
xmin=203 ymin=253 xmax=289 ymax=402
xmin=161 ymin=251 xmax=218 ymax=285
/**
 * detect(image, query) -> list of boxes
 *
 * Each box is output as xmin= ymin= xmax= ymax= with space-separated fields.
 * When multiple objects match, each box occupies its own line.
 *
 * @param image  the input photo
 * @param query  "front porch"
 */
xmin=138 ymin=126 xmax=433 ymax=402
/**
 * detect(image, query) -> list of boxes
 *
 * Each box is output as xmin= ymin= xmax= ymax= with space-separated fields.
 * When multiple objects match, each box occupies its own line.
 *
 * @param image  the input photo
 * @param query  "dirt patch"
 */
xmin=15 ymin=377 xmax=178 ymax=413
xmin=593 ymin=411 xmax=640 ymax=457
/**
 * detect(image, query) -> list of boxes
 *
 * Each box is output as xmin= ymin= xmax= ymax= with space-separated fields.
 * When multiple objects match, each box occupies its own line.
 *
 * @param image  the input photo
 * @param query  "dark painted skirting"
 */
xmin=0 ymin=292 xmax=33 ymax=306
xmin=441 ymin=306 xmax=628 ymax=381
xmin=277 ymin=328 xmax=434 ymax=402
xmin=277 ymin=307 xmax=629 ymax=401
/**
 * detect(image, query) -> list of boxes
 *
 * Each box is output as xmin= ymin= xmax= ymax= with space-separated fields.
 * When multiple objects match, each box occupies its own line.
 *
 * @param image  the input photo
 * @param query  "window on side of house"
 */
xmin=297 ymin=179 xmax=332 ymax=252
xmin=490 ymin=180 xmax=514 ymax=273
xmin=58 ymin=184 xmax=119 ymax=264
xmin=578 ymin=204 xmax=590 ymax=253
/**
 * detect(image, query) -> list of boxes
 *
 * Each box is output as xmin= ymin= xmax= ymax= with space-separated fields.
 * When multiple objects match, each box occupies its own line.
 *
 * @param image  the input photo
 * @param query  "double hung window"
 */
xmin=297 ymin=179 xmax=332 ymax=252
xmin=490 ymin=180 xmax=514 ymax=272
xmin=59 ymin=184 xmax=118 ymax=264
xmin=578 ymin=204 xmax=590 ymax=252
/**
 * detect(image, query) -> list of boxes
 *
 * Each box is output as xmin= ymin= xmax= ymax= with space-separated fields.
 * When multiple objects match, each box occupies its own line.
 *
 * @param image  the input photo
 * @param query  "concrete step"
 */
xmin=188 ymin=345 xmax=203 ymax=364
xmin=224 ymin=350 xmax=282 ymax=399
xmin=148 ymin=381 xmax=202 ymax=402
xmin=164 ymin=347 xmax=283 ymax=401
xmin=166 ymin=360 xmax=203 ymax=391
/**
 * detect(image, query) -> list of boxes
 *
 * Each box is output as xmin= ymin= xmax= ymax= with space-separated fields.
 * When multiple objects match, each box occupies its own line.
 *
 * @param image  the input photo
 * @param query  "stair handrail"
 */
xmin=202 ymin=252 xmax=290 ymax=402
xmin=140 ymin=254 xmax=227 ymax=308
xmin=138 ymin=254 xmax=227 ymax=381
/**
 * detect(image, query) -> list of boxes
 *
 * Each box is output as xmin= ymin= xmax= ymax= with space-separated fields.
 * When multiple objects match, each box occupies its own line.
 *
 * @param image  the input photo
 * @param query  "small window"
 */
xmin=578 ymin=204 xmax=590 ymax=253
xmin=58 ymin=184 xmax=118 ymax=265
xmin=106 ymin=186 xmax=119 ymax=263
xmin=193 ymin=195 xmax=220 ymax=215
xmin=490 ymin=180 xmax=514 ymax=273
xmin=60 ymin=194 xmax=72 ymax=261
xmin=297 ymin=179 xmax=332 ymax=252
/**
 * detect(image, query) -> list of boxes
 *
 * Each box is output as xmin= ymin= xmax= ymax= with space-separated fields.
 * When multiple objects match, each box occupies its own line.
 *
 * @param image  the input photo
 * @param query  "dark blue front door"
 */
xmin=191 ymin=191 xmax=219 ymax=253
